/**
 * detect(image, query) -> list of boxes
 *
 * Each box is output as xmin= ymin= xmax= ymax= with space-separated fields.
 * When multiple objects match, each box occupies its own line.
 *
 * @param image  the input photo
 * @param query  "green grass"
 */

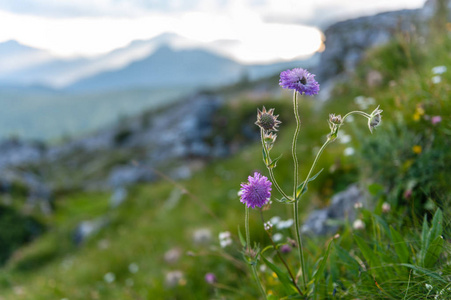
xmin=1 ymin=19 xmax=450 ymax=300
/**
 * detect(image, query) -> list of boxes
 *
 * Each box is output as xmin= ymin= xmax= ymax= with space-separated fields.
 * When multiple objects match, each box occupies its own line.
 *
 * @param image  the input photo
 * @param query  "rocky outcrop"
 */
xmin=301 ymin=184 xmax=367 ymax=236
xmin=316 ymin=0 xmax=447 ymax=82
xmin=0 ymin=93 xmax=227 ymax=191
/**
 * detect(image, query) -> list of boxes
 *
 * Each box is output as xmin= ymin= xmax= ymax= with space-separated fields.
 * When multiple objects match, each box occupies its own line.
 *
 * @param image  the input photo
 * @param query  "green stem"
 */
xmin=251 ymin=265 xmax=267 ymax=300
xmin=342 ymin=110 xmax=371 ymax=121
xmin=260 ymin=211 xmax=304 ymax=297
xmin=298 ymin=138 xmax=332 ymax=200
xmin=245 ymin=206 xmax=267 ymax=299
xmin=294 ymin=137 xmax=333 ymax=291
xmin=292 ymin=91 xmax=301 ymax=203
xmin=290 ymin=91 xmax=308 ymax=291
xmin=245 ymin=206 xmax=251 ymax=250
xmin=260 ymin=129 xmax=291 ymax=200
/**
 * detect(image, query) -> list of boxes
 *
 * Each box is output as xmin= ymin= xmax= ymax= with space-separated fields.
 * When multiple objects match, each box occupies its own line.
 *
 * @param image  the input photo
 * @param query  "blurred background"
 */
xmin=0 ymin=0 xmax=450 ymax=299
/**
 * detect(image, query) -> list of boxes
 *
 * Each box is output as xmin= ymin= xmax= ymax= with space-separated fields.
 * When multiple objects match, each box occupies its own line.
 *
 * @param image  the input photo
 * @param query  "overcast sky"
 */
xmin=0 ymin=0 xmax=427 ymax=63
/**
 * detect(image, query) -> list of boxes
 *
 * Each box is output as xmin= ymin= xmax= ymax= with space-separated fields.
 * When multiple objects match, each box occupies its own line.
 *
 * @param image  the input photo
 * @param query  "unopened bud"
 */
xmin=368 ymin=106 xmax=383 ymax=133
xmin=329 ymin=114 xmax=343 ymax=125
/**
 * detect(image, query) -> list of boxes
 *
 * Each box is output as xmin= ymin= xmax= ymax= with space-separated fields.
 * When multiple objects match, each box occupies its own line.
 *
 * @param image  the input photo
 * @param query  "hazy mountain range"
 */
xmin=0 ymin=33 xmax=318 ymax=141
xmin=0 ymin=33 xmax=318 ymax=92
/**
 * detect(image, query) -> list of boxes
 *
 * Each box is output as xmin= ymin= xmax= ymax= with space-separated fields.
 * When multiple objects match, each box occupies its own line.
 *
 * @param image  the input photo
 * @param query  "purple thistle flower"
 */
xmin=240 ymin=172 xmax=272 ymax=209
xmin=279 ymin=68 xmax=320 ymax=96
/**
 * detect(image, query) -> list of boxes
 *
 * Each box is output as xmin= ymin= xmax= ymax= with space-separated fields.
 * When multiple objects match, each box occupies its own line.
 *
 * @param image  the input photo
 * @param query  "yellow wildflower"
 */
xmin=412 ymin=145 xmax=422 ymax=154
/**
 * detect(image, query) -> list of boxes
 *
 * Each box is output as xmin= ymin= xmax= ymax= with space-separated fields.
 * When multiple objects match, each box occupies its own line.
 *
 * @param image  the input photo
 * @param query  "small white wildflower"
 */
xmin=273 ymin=233 xmax=283 ymax=242
xmin=164 ymin=247 xmax=182 ymax=264
xmin=219 ymin=231 xmax=232 ymax=248
xmin=354 ymin=202 xmax=363 ymax=209
xmin=353 ymin=219 xmax=365 ymax=230
xmin=344 ymin=147 xmax=355 ymax=156
xmin=382 ymin=202 xmax=391 ymax=213
xmin=104 ymin=272 xmax=115 ymax=283
xmin=354 ymin=96 xmax=368 ymax=109
xmin=366 ymin=97 xmax=376 ymax=105
xmin=432 ymin=76 xmax=442 ymax=84
xmin=264 ymin=221 xmax=273 ymax=231
xmin=128 ymin=263 xmax=139 ymax=274
xmin=269 ymin=216 xmax=281 ymax=225
xmin=165 ymin=270 xmax=184 ymax=287
xmin=425 ymin=283 xmax=433 ymax=291
xmin=220 ymin=239 xmax=232 ymax=248
xmin=276 ymin=219 xmax=294 ymax=230
xmin=192 ymin=228 xmax=212 ymax=244
xmin=219 ymin=231 xmax=231 ymax=240
xmin=259 ymin=264 xmax=267 ymax=272
xmin=339 ymin=134 xmax=352 ymax=144
xmin=432 ymin=66 xmax=447 ymax=74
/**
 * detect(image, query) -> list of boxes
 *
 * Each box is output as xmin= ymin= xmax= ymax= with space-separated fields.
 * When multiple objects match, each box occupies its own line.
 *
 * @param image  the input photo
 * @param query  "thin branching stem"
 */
xmin=291 ymin=91 xmax=308 ymax=291
xmin=260 ymin=128 xmax=292 ymax=200
xmin=245 ymin=206 xmax=267 ymax=300
xmin=259 ymin=211 xmax=304 ymax=297
xmin=342 ymin=110 xmax=371 ymax=121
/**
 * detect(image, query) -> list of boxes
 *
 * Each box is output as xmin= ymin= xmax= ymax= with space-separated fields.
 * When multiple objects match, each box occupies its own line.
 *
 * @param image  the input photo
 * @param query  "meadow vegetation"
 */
xmin=0 ymin=20 xmax=450 ymax=300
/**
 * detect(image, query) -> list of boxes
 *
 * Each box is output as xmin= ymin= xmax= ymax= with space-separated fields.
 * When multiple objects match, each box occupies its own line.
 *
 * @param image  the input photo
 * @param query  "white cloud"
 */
xmin=0 ymin=0 xmax=427 ymax=63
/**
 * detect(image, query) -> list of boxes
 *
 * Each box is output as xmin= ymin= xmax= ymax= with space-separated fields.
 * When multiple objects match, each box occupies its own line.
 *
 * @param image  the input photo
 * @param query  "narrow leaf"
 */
xmin=268 ymin=154 xmax=283 ymax=169
xmin=262 ymin=149 xmax=269 ymax=165
xmin=312 ymin=239 xmax=333 ymax=282
xmin=354 ymin=235 xmax=385 ymax=281
xmin=237 ymin=226 xmax=246 ymax=247
xmin=424 ymin=236 xmax=444 ymax=268
xmin=429 ymin=208 xmax=443 ymax=244
xmin=401 ymin=264 xmax=447 ymax=283
xmin=275 ymin=197 xmax=294 ymax=204
xmin=261 ymin=252 xmax=298 ymax=295
xmin=389 ymin=226 xmax=410 ymax=264
xmin=296 ymin=169 xmax=324 ymax=197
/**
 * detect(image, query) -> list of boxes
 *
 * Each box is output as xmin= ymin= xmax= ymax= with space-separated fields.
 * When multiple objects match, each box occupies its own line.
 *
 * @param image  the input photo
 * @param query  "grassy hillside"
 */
xmin=0 ymin=23 xmax=450 ymax=299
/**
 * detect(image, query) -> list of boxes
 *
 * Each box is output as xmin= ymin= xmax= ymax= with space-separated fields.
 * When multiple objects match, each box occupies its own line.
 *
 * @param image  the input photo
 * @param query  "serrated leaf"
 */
xmin=296 ymin=169 xmax=324 ymax=197
xmin=237 ymin=225 xmax=246 ymax=247
xmin=268 ymin=154 xmax=283 ymax=169
xmin=261 ymin=252 xmax=298 ymax=296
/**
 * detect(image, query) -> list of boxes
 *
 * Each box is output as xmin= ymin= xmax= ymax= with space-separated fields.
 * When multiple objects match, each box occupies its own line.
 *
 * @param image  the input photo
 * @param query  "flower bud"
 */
xmin=263 ymin=132 xmax=277 ymax=151
xmin=368 ymin=106 xmax=383 ymax=133
xmin=329 ymin=114 xmax=342 ymax=125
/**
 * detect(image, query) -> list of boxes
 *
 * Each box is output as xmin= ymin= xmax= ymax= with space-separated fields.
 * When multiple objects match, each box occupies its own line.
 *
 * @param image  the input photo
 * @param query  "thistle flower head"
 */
xmin=255 ymin=107 xmax=281 ymax=132
xmin=368 ymin=106 xmax=383 ymax=133
xmin=240 ymin=172 xmax=272 ymax=209
xmin=279 ymin=68 xmax=320 ymax=96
